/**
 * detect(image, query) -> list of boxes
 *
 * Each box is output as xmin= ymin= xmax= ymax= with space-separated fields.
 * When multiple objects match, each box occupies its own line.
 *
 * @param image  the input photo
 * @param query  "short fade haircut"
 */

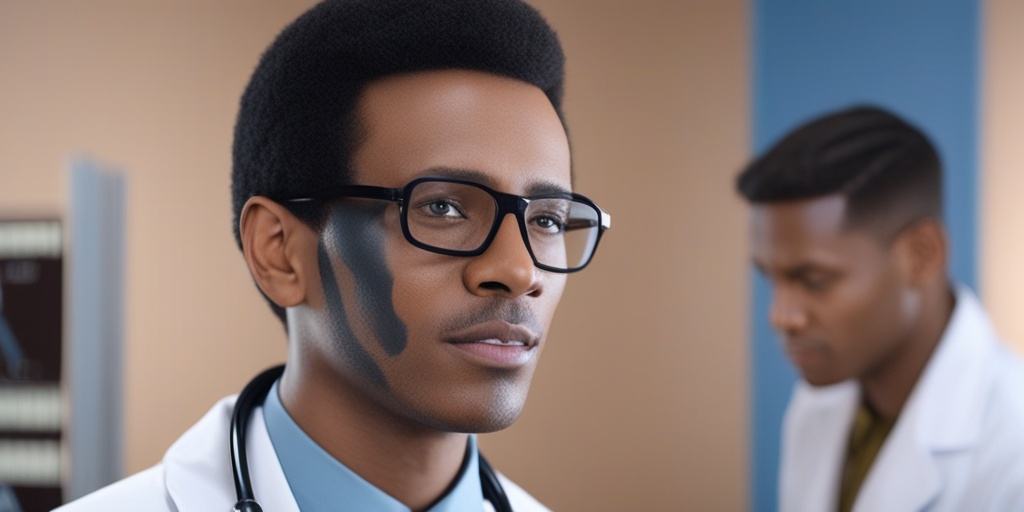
xmin=736 ymin=105 xmax=942 ymax=239
xmin=231 ymin=0 xmax=566 ymax=326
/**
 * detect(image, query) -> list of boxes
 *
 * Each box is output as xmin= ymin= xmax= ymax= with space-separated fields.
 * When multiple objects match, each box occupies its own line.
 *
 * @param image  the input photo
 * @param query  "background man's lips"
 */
xmin=782 ymin=337 xmax=826 ymax=351
xmin=785 ymin=343 xmax=817 ymax=352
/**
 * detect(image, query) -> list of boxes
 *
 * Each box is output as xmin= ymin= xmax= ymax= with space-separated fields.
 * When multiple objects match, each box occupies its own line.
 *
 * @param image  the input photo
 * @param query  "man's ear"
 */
xmin=239 ymin=196 xmax=317 ymax=309
xmin=894 ymin=217 xmax=948 ymax=287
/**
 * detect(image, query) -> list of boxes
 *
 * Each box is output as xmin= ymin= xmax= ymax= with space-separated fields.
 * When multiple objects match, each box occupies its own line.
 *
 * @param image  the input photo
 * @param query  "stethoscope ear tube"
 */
xmin=478 ymin=454 xmax=513 ymax=512
xmin=230 ymin=365 xmax=286 ymax=512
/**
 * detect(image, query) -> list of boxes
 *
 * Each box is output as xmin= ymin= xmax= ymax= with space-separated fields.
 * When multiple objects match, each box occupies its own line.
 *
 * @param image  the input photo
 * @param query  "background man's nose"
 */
xmin=769 ymin=288 xmax=809 ymax=334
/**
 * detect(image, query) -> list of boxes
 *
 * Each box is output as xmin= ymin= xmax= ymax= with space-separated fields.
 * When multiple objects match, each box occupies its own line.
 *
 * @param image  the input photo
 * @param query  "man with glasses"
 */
xmin=738 ymin=106 xmax=1024 ymax=512
xmin=57 ymin=1 xmax=608 ymax=511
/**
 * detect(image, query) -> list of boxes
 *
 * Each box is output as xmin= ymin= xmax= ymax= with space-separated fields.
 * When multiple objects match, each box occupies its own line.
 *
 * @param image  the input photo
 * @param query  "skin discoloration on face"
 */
xmin=317 ymin=232 xmax=389 ymax=389
xmin=750 ymin=195 xmax=921 ymax=387
xmin=328 ymin=202 xmax=408 ymax=358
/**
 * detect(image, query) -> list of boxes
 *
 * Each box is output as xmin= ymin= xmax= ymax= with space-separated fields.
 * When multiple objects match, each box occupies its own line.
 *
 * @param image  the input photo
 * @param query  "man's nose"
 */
xmin=463 ymin=214 xmax=542 ymax=299
xmin=769 ymin=287 xmax=809 ymax=334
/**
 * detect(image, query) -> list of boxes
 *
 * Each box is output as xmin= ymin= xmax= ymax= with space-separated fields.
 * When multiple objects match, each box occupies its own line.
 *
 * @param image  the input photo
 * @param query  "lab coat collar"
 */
xmin=162 ymin=396 xmax=301 ymax=512
xmin=910 ymin=285 xmax=993 ymax=451
xmin=852 ymin=285 xmax=995 ymax=512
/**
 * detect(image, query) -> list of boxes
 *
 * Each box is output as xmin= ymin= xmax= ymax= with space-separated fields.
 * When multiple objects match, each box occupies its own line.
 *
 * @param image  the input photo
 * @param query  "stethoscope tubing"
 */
xmin=230 ymin=365 xmax=282 ymax=512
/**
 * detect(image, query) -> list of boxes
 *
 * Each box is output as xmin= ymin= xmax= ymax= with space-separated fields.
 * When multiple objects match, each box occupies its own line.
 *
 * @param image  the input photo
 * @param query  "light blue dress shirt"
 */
xmin=263 ymin=380 xmax=485 ymax=512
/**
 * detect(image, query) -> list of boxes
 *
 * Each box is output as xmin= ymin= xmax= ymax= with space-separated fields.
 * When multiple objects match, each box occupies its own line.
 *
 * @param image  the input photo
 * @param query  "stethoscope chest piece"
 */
xmin=233 ymin=498 xmax=263 ymax=512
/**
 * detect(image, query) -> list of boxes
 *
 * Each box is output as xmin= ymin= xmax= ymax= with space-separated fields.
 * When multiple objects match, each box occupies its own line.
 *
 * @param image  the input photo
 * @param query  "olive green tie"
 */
xmin=838 ymin=403 xmax=896 ymax=512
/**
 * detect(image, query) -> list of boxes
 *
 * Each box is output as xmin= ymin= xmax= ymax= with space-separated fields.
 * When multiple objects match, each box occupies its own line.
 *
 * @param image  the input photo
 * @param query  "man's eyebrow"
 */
xmin=420 ymin=166 xmax=493 ymax=184
xmin=418 ymin=166 xmax=571 ymax=196
xmin=753 ymin=260 xmax=834 ymax=278
xmin=526 ymin=181 xmax=571 ymax=196
xmin=783 ymin=263 xmax=834 ymax=279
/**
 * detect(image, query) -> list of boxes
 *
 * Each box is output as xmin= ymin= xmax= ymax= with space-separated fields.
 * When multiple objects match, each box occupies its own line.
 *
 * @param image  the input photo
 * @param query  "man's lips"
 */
xmin=783 ymin=339 xmax=827 ymax=365
xmin=784 ymin=340 xmax=819 ymax=352
xmin=445 ymin=321 xmax=539 ymax=348
xmin=444 ymin=321 xmax=540 ymax=368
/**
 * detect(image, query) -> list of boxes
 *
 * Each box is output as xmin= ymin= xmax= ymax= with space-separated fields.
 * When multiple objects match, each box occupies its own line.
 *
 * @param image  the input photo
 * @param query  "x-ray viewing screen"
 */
xmin=0 ymin=219 xmax=63 ymax=511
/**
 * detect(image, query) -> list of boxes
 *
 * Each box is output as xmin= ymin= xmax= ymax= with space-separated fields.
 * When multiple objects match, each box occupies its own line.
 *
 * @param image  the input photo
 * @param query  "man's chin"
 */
xmin=801 ymin=370 xmax=850 ymax=388
xmin=430 ymin=399 xmax=527 ymax=434
xmin=787 ymin=353 xmax=849 ymax=387
xmin=418 ymin=386 xmax=530 ymax=434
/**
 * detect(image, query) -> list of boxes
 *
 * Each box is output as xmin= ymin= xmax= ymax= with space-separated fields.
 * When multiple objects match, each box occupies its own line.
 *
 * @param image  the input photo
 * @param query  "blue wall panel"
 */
xmin=750 ymin=1 xmax=980 ymax=510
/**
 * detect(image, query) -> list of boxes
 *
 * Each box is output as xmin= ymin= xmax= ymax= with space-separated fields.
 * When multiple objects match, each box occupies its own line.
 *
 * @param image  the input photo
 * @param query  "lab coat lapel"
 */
xmin=163 ymin=396 xmax=300 ymax=512
xmin=852 ymin=287 xmax=992 ymax=512
xmin=851 ymin=425 xmax=940 ymax=512
xmin=780 ymin=380 xmax=859 ymax=512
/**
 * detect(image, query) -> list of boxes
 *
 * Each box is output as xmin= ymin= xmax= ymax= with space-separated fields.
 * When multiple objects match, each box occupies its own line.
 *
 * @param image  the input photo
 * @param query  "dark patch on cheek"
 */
xmin=317 ymin=239 xmax=388 ymax=389
xmin=329 ymin=204 xmax=409 ymax=356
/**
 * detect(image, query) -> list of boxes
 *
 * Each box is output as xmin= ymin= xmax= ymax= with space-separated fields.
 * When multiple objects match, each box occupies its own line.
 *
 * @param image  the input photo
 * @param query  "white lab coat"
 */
xmin=55 ymin=396 xmax=551 ymax=512
xmin=779 ymin=287 xmax=1024 ymax=512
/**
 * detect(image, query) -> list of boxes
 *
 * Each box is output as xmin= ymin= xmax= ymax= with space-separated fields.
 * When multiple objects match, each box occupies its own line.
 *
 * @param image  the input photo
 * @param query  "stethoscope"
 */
xmin=230 ymin=365 xmax=514 ymax=512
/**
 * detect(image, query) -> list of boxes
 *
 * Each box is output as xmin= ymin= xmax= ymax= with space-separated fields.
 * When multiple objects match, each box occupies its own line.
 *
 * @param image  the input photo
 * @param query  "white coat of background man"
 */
xmin=55 ymin=0 xmax=611 ymax=510
xmin=737 ymin=106 xmax=1024 ymax=512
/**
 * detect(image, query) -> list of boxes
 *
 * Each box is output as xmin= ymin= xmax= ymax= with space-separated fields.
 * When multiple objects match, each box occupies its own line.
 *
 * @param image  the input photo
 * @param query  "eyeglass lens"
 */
xmin=406 ymin=181 xmax=601 ymax=271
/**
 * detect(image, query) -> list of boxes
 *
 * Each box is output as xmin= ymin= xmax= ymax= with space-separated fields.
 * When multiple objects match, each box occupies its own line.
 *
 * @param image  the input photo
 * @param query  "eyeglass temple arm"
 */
xmin=564 ymin=210 xmax=611 ymax=233
xmin=283 ymin=185 xmax=402 ymax=203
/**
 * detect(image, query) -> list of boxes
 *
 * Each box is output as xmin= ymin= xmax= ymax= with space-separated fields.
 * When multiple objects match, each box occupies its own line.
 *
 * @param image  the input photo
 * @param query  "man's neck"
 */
xmin=278 ymin=358 xmax=468 ymax=512
xmin=859 ymin=284 xmax=956 ymax=421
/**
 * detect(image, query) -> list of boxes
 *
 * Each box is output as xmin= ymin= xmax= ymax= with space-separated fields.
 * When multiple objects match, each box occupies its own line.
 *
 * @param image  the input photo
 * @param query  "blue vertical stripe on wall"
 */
xmin=750 ymin=1 xmax=980 ymax=511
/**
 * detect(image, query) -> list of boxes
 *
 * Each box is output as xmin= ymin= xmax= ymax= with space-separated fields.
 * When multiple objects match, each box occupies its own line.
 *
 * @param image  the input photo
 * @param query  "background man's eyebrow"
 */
xmin=783 ymin=264 xmax=833 ymax=279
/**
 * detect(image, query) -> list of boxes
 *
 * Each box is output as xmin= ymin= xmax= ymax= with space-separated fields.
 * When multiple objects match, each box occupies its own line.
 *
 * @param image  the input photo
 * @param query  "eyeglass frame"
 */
xmin=281 ymin=176 xmax=612 ymax=273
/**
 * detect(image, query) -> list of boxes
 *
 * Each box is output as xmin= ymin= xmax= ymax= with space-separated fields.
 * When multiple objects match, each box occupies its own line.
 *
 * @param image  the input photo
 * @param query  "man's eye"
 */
xmin=530 ymin=214 xmax=566 ymax=233
xmin=536 ymin=216 xmax=558 ymax=229
xmin=425 ymin=200 xmax=462 ymax=218
xmin=801 ymin=275 xmax=833 ymax=292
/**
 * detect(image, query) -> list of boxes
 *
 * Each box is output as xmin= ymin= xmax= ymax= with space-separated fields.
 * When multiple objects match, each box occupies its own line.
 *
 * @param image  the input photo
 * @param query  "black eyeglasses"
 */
xmin=283 ymin=177 xmax=611 ymax=273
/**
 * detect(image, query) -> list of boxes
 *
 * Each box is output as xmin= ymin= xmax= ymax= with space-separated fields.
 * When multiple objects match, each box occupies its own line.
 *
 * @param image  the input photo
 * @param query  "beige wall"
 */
xmin=982 ymin=0 xmax=1024 ymax=357
xmin=0 ymin=1 xmax=750 ymax=510
xmin=480 ymin=2 xmax=750 ymax=510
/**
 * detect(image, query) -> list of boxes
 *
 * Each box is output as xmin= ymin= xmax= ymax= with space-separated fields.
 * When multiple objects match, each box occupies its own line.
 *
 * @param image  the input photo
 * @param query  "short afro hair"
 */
xmin=231 ymin=0 xmax=566 ymax=326
xmin=736 ymin=105 xmax=942 ymax=238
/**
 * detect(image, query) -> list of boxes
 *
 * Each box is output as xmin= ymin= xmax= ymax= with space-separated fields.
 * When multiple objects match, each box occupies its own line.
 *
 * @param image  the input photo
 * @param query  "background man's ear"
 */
xmin=896 ymin=217 xmax=948 ymax=286
xmin=239 ymin=196 xmax=317 ymax=309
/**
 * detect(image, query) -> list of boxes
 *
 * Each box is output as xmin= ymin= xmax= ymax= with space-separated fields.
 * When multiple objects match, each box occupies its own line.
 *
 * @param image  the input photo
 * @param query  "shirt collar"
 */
xmin=262 ymin=379 xmax=484 ymax=512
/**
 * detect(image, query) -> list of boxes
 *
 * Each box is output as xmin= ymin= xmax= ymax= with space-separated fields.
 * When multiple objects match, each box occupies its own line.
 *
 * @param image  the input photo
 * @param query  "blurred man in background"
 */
xmin=737 ymin=106 xmax=1024 ymax=512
